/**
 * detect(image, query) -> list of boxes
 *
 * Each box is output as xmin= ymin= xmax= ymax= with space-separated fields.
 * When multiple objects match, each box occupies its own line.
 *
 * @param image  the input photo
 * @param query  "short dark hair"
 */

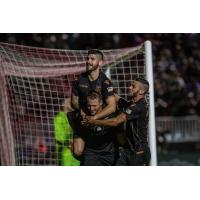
xmin=88 ymin=49 xmax=104 ymax=60
xmin=86 ymin=90 xmax=102 ymax=102
xmin=134 ymin=77 xmax=149 ymax=94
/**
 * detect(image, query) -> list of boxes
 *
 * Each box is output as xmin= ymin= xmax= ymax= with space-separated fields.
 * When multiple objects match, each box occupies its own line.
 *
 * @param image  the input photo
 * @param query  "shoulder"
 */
xmin=137 ymin=98 xmax=148 ymax=110
xmin=73 ymin=73 xmax=87 ymax=85
xmin=99 ymin=73 xmax=112 ymax=86
xmin=78 ymin=72 xmax=88 ymax=80
xmin=125 ymin=99 xmax=147 ymax=114
xmin=118 ymin=98 xmax=131 ymax=109
xmin=99 ymin=72 xmax=110 ymax=81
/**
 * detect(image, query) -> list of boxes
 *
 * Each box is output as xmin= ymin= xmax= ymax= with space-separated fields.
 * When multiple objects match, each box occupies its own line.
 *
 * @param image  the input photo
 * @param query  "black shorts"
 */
xmin=134 ymin=147 xmax=151 ymax=166
xmin=81 ymin=149 xmax=116 ymax=166
xmin=115 ymin=146 xmax=151 ymax=166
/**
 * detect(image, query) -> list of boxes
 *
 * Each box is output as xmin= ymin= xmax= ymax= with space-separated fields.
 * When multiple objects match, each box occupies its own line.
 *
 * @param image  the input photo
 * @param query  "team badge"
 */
xmin=125 ymin=108 xmax=132 ymax=115
xmin=107 ymin=87 xmax=113 ymax=92
xmin=96 ymin=126 xmax=102 ymax=131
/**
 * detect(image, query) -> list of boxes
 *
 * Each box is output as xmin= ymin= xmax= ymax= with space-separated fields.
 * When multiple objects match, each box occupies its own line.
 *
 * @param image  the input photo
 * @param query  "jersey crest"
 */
xmin=107 ymin=87 xmax=113 ymax=92
xmin=96 ymin=126 xmax=103 ymax=132
xmin=125 ymin=108 xmax=132 ymax=115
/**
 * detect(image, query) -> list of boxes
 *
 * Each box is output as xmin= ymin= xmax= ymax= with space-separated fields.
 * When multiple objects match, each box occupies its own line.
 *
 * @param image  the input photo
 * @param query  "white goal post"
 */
xmin=0 ymin=41 xmax=157 ymax=166
xmin=145 ymin=41 xmax=157 ymax=166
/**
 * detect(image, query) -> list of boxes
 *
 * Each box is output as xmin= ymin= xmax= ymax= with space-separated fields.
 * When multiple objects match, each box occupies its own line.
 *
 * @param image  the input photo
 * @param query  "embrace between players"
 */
xmin=55 ymin=49 xmax=151 ymax=166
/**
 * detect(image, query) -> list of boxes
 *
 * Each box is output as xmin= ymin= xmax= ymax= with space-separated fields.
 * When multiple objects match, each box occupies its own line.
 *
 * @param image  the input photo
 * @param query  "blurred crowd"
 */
xmin=1 ymin=33 xmax=200 ymax=116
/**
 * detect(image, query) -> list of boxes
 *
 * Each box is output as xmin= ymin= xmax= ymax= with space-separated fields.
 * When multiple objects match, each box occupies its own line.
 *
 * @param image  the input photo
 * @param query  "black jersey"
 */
xmin=122 ymin=98 xmax=149 ymax=152
xmin=72 ymin=71 xmax=114 ymax=109
xmin=80 ymin=113 xmax=117 ymax=153
xmin=117 ymin=97 xmax=132 ymax=111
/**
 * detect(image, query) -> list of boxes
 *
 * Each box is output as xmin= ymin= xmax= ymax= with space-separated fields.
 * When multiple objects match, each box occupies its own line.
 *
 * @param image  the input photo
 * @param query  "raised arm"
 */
xmin=114 ymin=93 xmax=121 ymax=103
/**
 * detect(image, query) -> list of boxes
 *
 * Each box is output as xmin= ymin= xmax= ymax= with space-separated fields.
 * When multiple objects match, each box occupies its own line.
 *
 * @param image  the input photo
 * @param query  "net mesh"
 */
xmin=0 ymin=42 xmax=145 ymax=165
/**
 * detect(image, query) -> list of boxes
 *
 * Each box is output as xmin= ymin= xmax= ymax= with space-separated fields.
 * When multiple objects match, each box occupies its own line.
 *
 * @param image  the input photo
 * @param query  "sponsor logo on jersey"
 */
xmin=79 ymin=84 xmax=88 ymax=88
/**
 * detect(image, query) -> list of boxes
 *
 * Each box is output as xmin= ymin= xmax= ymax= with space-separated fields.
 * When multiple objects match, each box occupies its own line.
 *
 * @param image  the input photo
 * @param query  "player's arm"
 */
xmin=92 ymin=95 xmax=116 ymax=120
xmin=114 ymin=93 xmax=121 ymax=103
xmin=88 ymin=112 xmax=127 ymax=127
xmin=71 ymin=94 xmax=79 ymax=110
xmin=71 ymin=79 xmax=80 ymax=110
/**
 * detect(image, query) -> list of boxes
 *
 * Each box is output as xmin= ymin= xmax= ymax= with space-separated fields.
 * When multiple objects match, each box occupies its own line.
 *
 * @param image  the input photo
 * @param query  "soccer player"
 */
xmin=71 ymin=49 xmax=116 ymax=157
xmin=79 ymin=91 xmax=117 ymax=166
xmin=54 ymin=98 xmax=80 ymax=166
xmin=87 ymin=78 xmax=151 ymax=166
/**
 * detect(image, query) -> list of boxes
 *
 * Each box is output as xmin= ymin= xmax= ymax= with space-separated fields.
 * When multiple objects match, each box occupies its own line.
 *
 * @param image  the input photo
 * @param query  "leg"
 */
xmin=73 ymin=137 xmax=85 ymax=157
xmin=81 ymin=151 xmax=100 ymax=166
xmin=133 ymin=147 xmax=151 ymax=166
xmin=99 ymin=152 xmax=116 ymax=166
xmin=115 ymin=147 xmax=128 ymax=166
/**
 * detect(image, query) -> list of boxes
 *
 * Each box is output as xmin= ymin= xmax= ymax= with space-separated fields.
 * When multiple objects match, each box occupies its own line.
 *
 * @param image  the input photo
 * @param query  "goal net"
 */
xmin=0 ymin=41 xmax=156 ymax=166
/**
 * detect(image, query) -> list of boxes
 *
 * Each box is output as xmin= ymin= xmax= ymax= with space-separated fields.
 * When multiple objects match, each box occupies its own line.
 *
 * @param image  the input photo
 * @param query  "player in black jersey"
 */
xmin=87 ymin=78 xmax=151 ymax=166
xmin=79 ymin=91 xmax=117 ymax=166
xmin=71 ymin=49 xmax=116 ymax=157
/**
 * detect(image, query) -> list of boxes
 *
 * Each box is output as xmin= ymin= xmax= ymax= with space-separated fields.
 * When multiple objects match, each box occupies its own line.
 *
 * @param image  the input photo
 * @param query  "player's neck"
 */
xmin=133 ymin=95 xmax=144 ymax=103
xmin=88 ymin=68 xmax=100 ymax=81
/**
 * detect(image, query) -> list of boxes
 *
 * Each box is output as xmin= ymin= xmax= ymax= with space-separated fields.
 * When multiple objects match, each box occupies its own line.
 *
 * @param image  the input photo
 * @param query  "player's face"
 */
xmin=128 ymin=81 xmax=141 ymax=98
xmin=86 ymin=54 xmax=101 ymax=72
xmin=87 ymin=98 xmax=101 ymax=116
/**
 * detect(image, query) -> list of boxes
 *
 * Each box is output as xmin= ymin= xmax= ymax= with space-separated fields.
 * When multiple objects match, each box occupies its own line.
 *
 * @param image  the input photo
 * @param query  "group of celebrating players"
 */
xmin=54 ymin=49 xmax=151 ymax=166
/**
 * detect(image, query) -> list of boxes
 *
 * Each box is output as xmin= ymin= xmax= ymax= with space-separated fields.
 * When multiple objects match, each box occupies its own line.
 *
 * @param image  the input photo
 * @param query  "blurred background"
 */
xmin=0 ymin=33 xmax=200 ymax=165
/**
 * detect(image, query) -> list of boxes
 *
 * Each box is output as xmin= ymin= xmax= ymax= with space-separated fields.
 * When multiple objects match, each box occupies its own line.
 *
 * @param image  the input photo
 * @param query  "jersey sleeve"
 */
xmin=123 ymin=103 xmax=143 ymax=120
xmin=117 ymin=98 xmax=131 ymax=110
xmin=102 ymin=77 xmax=114 ymax=99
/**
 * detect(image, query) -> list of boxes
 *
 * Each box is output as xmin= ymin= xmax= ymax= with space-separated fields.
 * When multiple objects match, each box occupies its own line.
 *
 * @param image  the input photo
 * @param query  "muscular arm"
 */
xmin=114 ymin=93 xmax=121 ymax=103
xmin=71 ymin=94 xmax=79 ymax=110
xmin=88 ymin=112 xmax=127 ymax=127
xmin=93 ymin=95 xmax=116 ymax=120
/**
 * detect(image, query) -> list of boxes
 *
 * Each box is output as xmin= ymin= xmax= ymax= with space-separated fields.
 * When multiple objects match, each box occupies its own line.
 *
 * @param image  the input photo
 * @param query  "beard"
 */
xmin=128 ymin=91 xmax=138 ymax=99
xmin=86 ymin=64 xmax=99 ymax=73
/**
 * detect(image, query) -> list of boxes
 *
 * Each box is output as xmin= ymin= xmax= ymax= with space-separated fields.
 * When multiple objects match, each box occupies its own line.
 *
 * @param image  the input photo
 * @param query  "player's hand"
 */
xmin=85 ymin=116 xmax=96 ymax=125
xmin=80 ymin=109 xmax=86 ymax=119
xmin=81 ymin=117 xmax=89 ymax=126
xmin=81 ymin=115 xmax=95 ymax=126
